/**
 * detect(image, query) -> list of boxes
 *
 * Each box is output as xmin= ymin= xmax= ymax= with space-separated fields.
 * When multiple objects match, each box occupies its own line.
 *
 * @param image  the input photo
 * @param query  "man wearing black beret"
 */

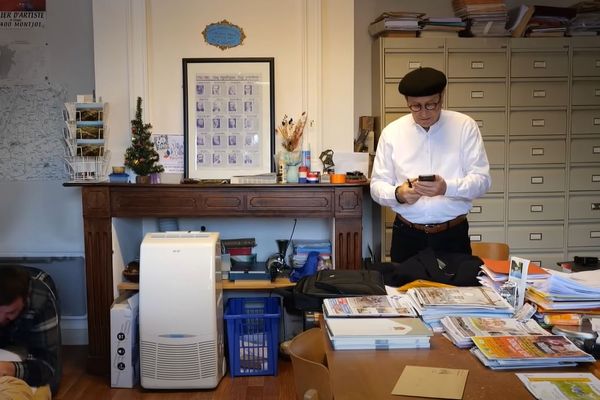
xmin=370 ymin=67 xmax=491 ymax=263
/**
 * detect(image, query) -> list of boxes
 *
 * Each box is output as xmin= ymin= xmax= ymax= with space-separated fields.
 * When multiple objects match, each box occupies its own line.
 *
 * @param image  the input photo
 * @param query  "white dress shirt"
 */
xmin=370 ymin=110 xmax=491 ymax=224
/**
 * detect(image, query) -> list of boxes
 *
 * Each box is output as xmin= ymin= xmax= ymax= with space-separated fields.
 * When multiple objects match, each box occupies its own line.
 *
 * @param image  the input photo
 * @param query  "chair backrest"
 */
xmin=471 ymin=242 xmax=510 ymax=260
xmin=288 ymin=328 xmax=333 ymax=400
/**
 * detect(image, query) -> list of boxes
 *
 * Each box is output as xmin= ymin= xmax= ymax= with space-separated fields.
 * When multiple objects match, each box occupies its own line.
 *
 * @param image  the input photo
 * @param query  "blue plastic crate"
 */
xmin=224 ymin=297 xmax=281 ymax=376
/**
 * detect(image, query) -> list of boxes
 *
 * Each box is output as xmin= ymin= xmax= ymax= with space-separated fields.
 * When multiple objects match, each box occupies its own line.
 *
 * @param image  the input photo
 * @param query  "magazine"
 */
xmin=409 ymin=286 xmax=512 ymax=309
xmin=471 ymin=335 xmax=595 ymax=361
xmin=441 ymin=316 xmax=550 ymax=348
xmin=516 ymin=373 xmax=600 ymax=400
xmin=323 ymin=295 xmax=417 ymax=318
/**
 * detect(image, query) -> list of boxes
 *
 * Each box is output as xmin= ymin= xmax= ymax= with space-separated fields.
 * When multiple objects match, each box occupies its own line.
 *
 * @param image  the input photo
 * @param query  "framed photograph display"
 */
xmin=183 ymin=57 xmax=275 ymax=179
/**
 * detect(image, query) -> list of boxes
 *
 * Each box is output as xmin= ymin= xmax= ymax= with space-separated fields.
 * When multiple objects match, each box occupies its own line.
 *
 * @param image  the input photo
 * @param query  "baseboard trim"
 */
xmin=61 ymin=316 xmax=88 ymax=345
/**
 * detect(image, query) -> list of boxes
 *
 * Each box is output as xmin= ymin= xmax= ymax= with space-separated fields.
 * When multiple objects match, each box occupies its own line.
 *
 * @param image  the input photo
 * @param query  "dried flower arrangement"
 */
xmin=276 ymin=112 xmax=307 ymax=152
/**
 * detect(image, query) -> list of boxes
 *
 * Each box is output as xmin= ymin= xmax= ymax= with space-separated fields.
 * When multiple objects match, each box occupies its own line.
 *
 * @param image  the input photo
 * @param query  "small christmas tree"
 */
xmin=124 ymin=97 xmax=164 ymax=176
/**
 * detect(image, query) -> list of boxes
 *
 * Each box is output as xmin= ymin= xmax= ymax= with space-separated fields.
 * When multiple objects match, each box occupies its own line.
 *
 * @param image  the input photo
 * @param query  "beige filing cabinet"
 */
xmin=371 ymin=37 xmax=600 ymax=267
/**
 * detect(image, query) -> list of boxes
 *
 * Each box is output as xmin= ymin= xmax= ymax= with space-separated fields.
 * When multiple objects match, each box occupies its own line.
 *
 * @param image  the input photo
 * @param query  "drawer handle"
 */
xmin=470 ymin=234 xmax=482 ymax=242
xmin=595 ymin=89 xmax=600 ymax=97
xmin=408 ymin=61 xmax=421 ymax=69
xmin=593 ymin=175 xmax=600 ymax=182
xmin=475 ymin=119 xmax=484 ymax=128
xmin=592 ymin=203 xmax=600 ymax=211
xmin=595 ymin=118 xmax=600 ymax=126
xmin=470 ymin=205 xmax=482 ymax=213
xmin=531 ymin=119 xmax=545 ymax=127
xmin=531 ymin=176 xmax=544 ymax=184
xmin=529 ymin=232 xmax=542 ymax=240
xmin=591 ymin=231 xmax=600 ymax=239
xmin=533 ymin=60 xmax=547 ymax=69
xmin=531 ymin=148 xmax=545 ymax=156
xmin=594 ymin=146 xmax=600 ymax=154
xmin=471 ymin=91 xmax=485 ymax=99
xmin=595 ymin=60 xmax=600 ymax=68
xmin=530 ymin=204 xmax=543 ymax=212
xmin=533 ymin=90 xmax=546 ymax=98
xmin=471 ymin=61 xmax=484 ymax=69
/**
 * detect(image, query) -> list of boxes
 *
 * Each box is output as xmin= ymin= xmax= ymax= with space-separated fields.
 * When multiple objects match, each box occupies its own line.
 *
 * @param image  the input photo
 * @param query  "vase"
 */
xmin=135 ymin=175 xmax=151 ymax=184
xmin=150 ymin=172 xmax=161 ymax=184
xmin=278 ymin=150 xmax=301 ymax=183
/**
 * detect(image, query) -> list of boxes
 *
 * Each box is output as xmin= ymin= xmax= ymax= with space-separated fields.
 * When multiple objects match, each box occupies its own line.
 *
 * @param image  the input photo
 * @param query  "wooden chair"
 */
xmin=288 ymin=328 xmax=333 ymax=400
xmin=471 ymin=242 xmax=510 ymax=260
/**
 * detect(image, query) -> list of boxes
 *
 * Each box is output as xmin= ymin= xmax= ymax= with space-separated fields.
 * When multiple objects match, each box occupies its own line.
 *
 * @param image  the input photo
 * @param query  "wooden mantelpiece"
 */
xmin=65 ymin=182 xmax=367 ymax=375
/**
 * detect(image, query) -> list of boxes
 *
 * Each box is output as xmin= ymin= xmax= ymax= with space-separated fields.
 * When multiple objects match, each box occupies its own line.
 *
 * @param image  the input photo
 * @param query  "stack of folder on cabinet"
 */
xmin=407 ymin=286 xmax=514 ymax=331
xmin=322 ymin=294 xmax=431 ymax=350
xmin=470 ymin=335 xmax=595 ymax=370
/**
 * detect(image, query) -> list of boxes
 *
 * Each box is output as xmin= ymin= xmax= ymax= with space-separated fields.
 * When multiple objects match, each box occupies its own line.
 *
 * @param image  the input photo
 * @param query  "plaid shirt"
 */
xmin=0 ymin=270 xmax=61 ymax=393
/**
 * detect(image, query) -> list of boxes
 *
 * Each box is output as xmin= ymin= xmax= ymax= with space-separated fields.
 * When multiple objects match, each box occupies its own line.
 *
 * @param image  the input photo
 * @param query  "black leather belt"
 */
xmin=396 ymin=214 xmax=467 ymax=234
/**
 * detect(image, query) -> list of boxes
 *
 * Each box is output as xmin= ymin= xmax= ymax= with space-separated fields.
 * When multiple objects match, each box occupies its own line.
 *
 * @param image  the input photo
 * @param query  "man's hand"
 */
xmin=413 ymin=174 xmax=446 ymax=197
xmin=0 ymin=361 xmax=16 ymax=377
xmin=395 ymin=179 xmax=421 ymax=204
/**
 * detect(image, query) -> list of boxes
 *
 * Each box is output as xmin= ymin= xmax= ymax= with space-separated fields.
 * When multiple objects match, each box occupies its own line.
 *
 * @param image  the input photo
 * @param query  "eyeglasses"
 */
xmin=407 ymin=99 xmax=441 ymax=112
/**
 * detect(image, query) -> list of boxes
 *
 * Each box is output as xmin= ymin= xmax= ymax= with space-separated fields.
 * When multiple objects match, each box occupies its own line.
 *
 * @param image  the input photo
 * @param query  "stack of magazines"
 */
xmin=407 ymin=286 xmax=514 ymax=331
xmin=470 ymin=335 xmax=595 ymax=369
xmin=322 ymin=295 xmax=432 ymax=350
xmin=440 ymin=316 xmax=550 ymax=348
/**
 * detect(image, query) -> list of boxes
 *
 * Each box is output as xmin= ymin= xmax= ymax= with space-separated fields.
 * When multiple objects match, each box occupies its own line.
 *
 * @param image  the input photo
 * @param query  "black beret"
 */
xmin=398 ymin=67 xmax=447 ymax=97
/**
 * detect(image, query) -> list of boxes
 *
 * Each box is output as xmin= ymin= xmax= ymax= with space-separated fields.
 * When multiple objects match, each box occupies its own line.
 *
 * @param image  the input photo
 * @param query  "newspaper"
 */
xmin=409 ymin=286 xmax=512 ymax=309
xmin=516 ymin=373 xmax=600 ymax=400
xmin=323 ymin=295 xmax=417 ymax=318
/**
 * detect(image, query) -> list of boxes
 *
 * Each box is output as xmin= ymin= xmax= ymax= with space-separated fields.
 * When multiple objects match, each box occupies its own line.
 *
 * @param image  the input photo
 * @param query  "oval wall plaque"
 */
xmin=202 ymin=20 xmax=246 ymax=50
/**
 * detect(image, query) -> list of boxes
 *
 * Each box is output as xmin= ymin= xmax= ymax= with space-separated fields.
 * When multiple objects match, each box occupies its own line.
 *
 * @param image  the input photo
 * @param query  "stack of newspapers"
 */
xmin=322 ymin=295 xmax=432 ymax=350
xmin=470 ymin=335 xmax=595 ymax=369
xmin=440 ymin=316 xmax=550 ymax=348
xmin=407 ymin=286 xmax=514 ymax=331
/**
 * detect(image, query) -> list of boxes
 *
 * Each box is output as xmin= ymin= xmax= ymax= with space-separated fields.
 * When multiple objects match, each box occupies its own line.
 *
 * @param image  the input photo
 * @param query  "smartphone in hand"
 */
xmin=418 ymin=174 xmax=435 ymax=182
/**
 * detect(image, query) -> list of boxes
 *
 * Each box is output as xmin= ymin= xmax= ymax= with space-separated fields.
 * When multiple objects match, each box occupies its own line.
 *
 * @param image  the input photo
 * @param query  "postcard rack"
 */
xmin=63 ymin=102 xmax=110 ymax=181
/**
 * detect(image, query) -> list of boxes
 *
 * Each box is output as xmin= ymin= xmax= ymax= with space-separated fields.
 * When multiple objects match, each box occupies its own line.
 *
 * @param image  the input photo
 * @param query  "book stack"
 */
xmin=506 ymin=5 xmax=576 ymax=37
xmin=291 ymin=239 xmax=332 ymax=270
xmin=368 ymin=11 xmax=424 ymax=38
xmin=407 ymin=286 xmax=514 ymax=331
xmin=470 ymin=335 xmax=595 ymax=370
xmin=452 ymin=0 xmax=509 ymax=37
xmin=221 ymin=238 xmax=268 ymax=280
xmin=440 ymin=316 xmax=550 ymax=348
xmin=418 ymin=17 xmax=466 ymax=37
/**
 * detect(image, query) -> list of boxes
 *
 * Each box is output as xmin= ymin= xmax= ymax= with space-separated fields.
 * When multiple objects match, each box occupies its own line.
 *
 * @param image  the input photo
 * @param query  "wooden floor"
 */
xmin=55 ymin=346 xmax=296 ymax=400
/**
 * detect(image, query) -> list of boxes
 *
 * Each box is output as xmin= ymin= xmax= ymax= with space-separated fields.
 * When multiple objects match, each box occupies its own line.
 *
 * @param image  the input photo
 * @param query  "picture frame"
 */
xmin=183 ymin=57 xmax=275 ymax=179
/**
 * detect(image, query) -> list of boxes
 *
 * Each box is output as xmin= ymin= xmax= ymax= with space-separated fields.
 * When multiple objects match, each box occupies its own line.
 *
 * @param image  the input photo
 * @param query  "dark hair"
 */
xmin=0 ymin=266 xmax=30 ymax=305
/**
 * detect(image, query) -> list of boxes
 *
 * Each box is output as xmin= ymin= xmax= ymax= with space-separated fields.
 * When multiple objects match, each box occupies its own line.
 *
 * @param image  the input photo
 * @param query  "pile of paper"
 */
xmin=478 ymin=258 xmax=549 ymax=291
xmin=527 ymin=269 xmax=600 ymax=311
xmin=322 ymin=294 xmax=417 ymax=318
xmin=407 ymin=286 xmax=514 ymax=331
xmin=324 ymin=316 xmax=433 ymax=350
xmin=470 ymin=335 xmax=595 ymax=369
xmin=440 ymin=316 xmax=550 ymax=348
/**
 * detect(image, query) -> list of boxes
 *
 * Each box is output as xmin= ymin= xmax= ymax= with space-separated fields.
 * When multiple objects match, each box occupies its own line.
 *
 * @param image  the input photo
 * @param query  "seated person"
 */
xmin=0 ymin=266 xmax=62 ymax=394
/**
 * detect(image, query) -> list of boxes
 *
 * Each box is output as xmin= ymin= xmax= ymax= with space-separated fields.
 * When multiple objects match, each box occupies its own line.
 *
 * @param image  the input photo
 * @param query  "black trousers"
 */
xmin=390 ymin=216 xmax=472 ymax=263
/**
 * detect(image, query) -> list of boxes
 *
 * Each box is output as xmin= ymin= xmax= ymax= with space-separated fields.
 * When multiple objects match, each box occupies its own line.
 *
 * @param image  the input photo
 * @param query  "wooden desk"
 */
xmin=65 ymin=182 xmax=366 ymax=374
xmin=323 ymin=331 xmax=599 ymax=400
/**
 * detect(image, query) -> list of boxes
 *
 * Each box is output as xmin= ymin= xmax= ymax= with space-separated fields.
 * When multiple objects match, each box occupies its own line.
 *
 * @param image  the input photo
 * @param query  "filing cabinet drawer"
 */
xmin=448 ymin=52 xmax=507 ymax=78
xmin=384 ymin=207 xmax=396 ymax=226
xmin=511 ymin=252 xmax=563 ymax=270
xmin=447 ymin=82 xmax=506 ymax=108
xmin=568 ymin=223 xmax=600 ymax=247
xmin=572 ymin=80 xmax=600 ymax=106
xmin=385 ymin=227 xmax=392 ymax=256
xmin=385 ymin=53 xmax=444 ymax=79
xmin=571 ymin=139 xmax=600 ymax=163
xmin=462 ymin=111 xmax=506 ymax=136
xmin=508 ymin=168 xmax=566 ymax=192
xmin=570 ymin=167 xmax=600 ymax=191
xmin=510 ymin=81 xmax=568 ymax=107
xmin=469 ymin=197 xmax=504 ymax=222
xmin=572 ymin=50 xmax=600 ymax=77
xmin=507 ymin=225 xmax=564 ymax=250
xmin=511 ymin=52 xmax=569 ymax=77
xmin=572 ymin=109 xmax=600 ymax=135
xmin=484 ymin=140 xmax=505 ymax=165
xmin=509 ymin=139 xmax=566 ymax=164
xmin=509 ymin=110 xmax=567 ymax=136
xmin=569 ymin=195 xmax=600 ymax=220
xmin=384 ymin=82 xmax=404 ymax=108
xmin=490 ymin=168 xmax=505 ymax=193
xmin=469 ymin=226 xmax=505 ymax=243
xmin=508 ymin=196 xmax=565 ymax=221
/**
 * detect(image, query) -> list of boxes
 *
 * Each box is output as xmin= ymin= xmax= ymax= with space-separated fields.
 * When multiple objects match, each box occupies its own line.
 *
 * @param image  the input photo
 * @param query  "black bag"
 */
xmin=282 ymin=269 xmax=387 ymax=312
xmin=371 ymin=247 xmax=483 ymax=287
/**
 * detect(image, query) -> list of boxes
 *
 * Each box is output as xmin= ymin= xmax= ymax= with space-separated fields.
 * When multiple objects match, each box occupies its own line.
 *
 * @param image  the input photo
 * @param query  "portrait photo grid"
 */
xmin=194 ymin=73 xmax=262 ymax=169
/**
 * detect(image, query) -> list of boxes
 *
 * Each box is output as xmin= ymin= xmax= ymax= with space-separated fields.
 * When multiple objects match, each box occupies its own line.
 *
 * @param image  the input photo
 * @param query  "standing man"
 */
xmin=0 ymin=265 xmax=62 ymax=394
xmin=370 ymin=67 xmax=491 ymax=263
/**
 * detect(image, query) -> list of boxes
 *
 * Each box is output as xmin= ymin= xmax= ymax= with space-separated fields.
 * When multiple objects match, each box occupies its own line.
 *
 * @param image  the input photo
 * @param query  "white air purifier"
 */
xmin=139 ymin=231 xmax=225 ymax=389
